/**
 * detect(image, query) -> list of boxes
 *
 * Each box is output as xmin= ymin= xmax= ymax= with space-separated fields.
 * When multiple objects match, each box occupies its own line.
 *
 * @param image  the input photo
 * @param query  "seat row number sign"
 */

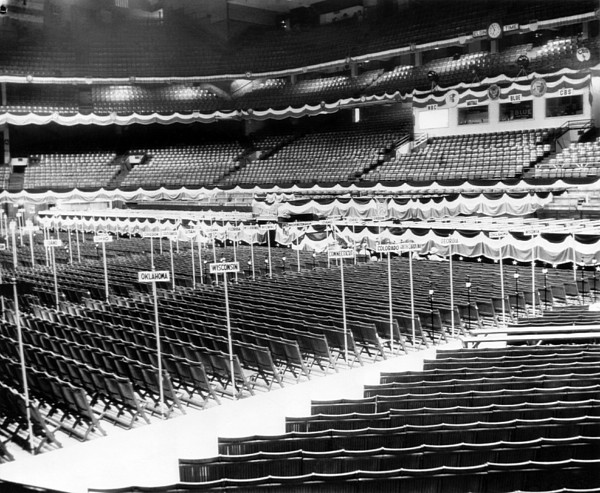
xmin=138 ymin=270 xmax=171 ymax=283
xmin=209 ymin=262 xmax=240 ymax=274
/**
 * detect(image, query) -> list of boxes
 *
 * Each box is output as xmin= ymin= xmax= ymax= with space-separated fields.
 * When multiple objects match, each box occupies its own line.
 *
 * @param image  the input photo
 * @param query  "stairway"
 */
xmin=7 ymin=168 xmax=24 ymax=192
xmin=106 ymin=156 xmax=133 ymax=189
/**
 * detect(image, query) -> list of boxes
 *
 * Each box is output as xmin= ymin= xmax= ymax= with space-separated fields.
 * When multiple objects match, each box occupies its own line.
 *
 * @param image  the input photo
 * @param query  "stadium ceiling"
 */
xmin=227 ymin=0 xmax=324 ymax=13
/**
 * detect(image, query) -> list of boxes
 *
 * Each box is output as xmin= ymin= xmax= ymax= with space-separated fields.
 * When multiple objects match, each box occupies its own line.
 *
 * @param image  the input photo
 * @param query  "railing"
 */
xmin=413 ymin=132 xmax=428 ymax=148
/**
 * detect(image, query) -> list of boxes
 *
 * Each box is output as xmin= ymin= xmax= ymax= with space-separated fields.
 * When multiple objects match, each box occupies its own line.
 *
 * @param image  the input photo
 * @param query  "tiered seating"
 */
xmin=0 ymin=166 xmax=11 ymax=189
xmin=0 ymin=1 xmax=592 ymax=80
xmin=145 ymin=345 xmax=600 ymax=492
xmin=92 ymin=85 xmax=224 ymax=115
xmin=222 ymin=125 xmax=405 ymax=186
xmin=366 ymin=128 xmax=555 ymax=182
xmin=2 ymin=85 xmax=79 ymax=114
xmin=23 ymin=152 xmax=118 ymax=191
xmin=120 ymin=143 xmax=244 ymax=189
xmin=536 ymin=138 xmax=600 ymax=179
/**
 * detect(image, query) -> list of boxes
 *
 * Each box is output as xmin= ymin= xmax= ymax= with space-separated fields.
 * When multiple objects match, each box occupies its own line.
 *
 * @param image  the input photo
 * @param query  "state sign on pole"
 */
xmin=523 ymin=229 xmax=541 ymax=236
xmin=44 ymin=239 xmax=63 ymax=248
xmin=440 ymin=237 xmax=461 ymax=245
xmin=93 ymin=234 xmax=113 ymax=243
xmin=375 ymin=243 xmax=401 ymax=253
xmin=142 ymin=231 xmax=164 ymax=238
xmin=399 ymin=242 xmax=424 ymax=252
xmin=291 ymin=221 xmax=315 ymax=228
xmin=138 ymin=270 xmax=171 ymax=283
xmin=209 ymin=262 xmax=240 ymax=274
xmin=489 ymin=231 xmax=508 ymax=239
xmin=328 ymin=248 xmax=355 ymax=259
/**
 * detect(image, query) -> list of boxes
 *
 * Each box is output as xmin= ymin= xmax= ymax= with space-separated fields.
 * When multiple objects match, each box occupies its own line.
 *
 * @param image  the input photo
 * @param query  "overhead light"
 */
xmin=0 ymin=5 xmax=7 ymax=15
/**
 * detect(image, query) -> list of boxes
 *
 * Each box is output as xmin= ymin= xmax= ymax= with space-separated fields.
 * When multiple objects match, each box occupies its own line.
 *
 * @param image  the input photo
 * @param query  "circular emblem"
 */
xmin=488 ymin=84 xmax=501 ymax=100
xmin=530 ymin=78 xmax=547 ymax=97
xmin=488 ymin=22 xmax=502 ymax=39
xmin=445 ymin=90 xmax=459 ymax=107
xmin=576 ymin=47 xmax=591 ymax=62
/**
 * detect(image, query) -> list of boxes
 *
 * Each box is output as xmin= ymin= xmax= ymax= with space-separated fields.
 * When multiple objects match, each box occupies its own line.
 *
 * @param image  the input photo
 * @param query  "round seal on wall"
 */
xmin=488 ymin=84 xmax=501 ymax=100
xmin=445 ymin=90 xmax=460 ymax=107
xmin=530 ymin=78 xmax=547 ymax=97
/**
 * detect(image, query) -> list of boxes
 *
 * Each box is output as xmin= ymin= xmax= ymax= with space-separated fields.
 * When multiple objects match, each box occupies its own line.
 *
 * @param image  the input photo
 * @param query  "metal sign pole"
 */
xmin=296 ymin=225 xmax=301 ymax=272
xmin=44 ymin=225 xmax=49 ymax=267
xmin=531 ymin=235 xmax=537 ymax=317
xmin=75 ymin=226 xmax=81 ymax=263
xmin=491 ymin=231 xmax=508 ymax=327
xmin=150 ymin=237 xmax=154 ymax=269
xmin=212 ymin=234 xmax=218 ymax=286
xmin=10 ymin=222 xmax=17 ymax=270
xmin=169 ymin=238 xmax=175 ymax=291
xmin=67 ymin=228 xmax=73 ymax=264
xmin=251 ymin=238 xmax=256 ymax=281
xmin=138 ymin=269 xmax=171 ymax=419
xmin=267 ymin=229 xmax=273 ymax=279
xmin=329 ymin=249 xmax=354 ymax=362
xmin=198 ymin=237 xmax=204 ymax=285
xmin=52 ymin=246 xmax=59 ymax=309
xmin=28 ymin=228 xmax=35 ymax=267
xmin=500 ymin=253 xmax=506 ymax=326
xmin=209 ymin=261 xmax=240 ymax=398
xmin=152 ymin=276 xmax=165 ymax=419
xmin=13 ymin=279 xmax=34 ymax=454
xmin=340 ymin=256 xmax=348 ymax=362
xmin=233 ymin=236 xmax=238 ymax=283
xmin=409 ymin=250 xmax=416 ymax=346
xmin=190 ymin=235 xmax=196 ymax=289
xmin=223 ymin=270 xmax=235 ymax=398
xmin=449 ymin=244 xmax=455 ymax=337
xmin=102 ymin=240 xmax=109 ymax=303
xmin=387 ymin=251 xmax=394 ymax=353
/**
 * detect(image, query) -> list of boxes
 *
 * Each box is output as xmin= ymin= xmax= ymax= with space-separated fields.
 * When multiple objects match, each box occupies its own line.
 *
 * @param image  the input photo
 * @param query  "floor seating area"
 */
xmin=105 ymin=344 xmax=600 ymax=492
xmin=1 ymin=229 xmax=596 ymax=458
xmin=463 ymin=307 xmax=600 ymax=347
xmin=366 ymin=128 xmax=556 ymax=182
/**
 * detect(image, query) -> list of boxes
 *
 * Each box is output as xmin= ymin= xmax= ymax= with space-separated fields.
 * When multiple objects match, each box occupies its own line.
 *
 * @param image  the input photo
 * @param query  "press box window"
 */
xmin=500 ymin=100 xmax=533 ymax=121
xmin=546 ymin=94 xmax=583 ymax=118
xmin=458 ymin=104 xmax=488 ymax=125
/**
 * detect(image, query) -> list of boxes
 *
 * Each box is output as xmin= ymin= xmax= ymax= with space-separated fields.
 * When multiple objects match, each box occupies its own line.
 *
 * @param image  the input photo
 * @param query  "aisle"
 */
xmin=0 ymin=343 xmax=459 ymax=493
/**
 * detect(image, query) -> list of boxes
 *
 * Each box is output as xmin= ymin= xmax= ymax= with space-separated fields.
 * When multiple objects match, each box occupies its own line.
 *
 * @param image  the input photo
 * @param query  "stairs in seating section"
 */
xmin=106 ymin=156 xmax=133 ymax=189
xmin=7 ymin=169 xmax=24 ymax=192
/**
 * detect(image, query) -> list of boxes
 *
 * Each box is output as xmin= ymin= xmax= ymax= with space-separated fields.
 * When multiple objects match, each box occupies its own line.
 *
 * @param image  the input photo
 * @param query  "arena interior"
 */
xmin=1 ymin=0 xmax=600 ymax=491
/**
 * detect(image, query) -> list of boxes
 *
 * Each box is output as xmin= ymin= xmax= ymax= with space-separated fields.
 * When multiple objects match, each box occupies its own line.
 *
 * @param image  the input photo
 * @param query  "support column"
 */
xmin=581 ymin=21 xmax=589 ymax=40
xmin=2 ymin=125 xmax=9 ymax=165
xmin=413 ymin=51 xmax=422 ymax=67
